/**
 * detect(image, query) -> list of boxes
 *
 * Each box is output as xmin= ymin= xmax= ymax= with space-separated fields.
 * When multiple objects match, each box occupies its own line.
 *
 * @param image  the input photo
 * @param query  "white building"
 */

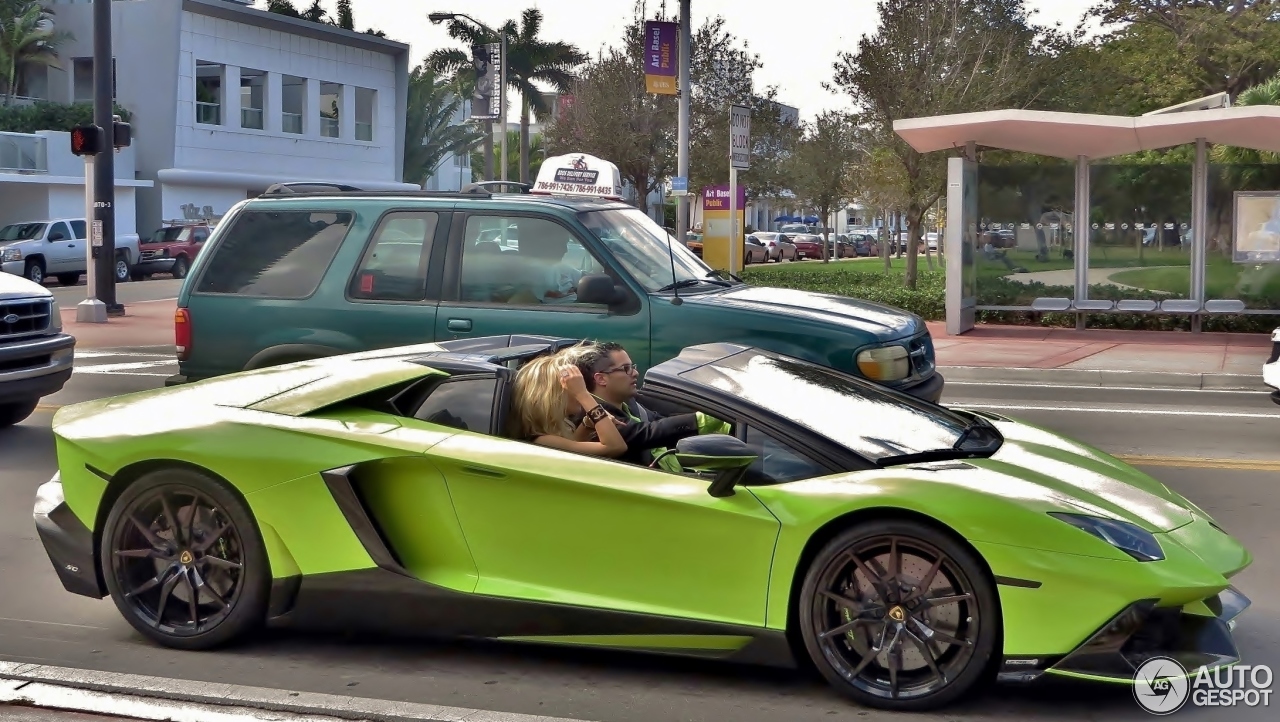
xmin=12 ymin=0 xmax=416 ymax=235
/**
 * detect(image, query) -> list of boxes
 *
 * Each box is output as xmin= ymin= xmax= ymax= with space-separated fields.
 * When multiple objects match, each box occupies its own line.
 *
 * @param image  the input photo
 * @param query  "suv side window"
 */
xmin=194 ymin=210 xmax=353 ymax=298
xmin=349 ymin=211 xmax=438 ymax=302
xmin=192 ymin=227 xmax=209 ymax=243
xmin=69 ymin=221 xmax=86 ymax=239
xmin=742 ymin=426 xmax=828 ymax=485
xmin=456 ymin=214 xmax=607 ymax=305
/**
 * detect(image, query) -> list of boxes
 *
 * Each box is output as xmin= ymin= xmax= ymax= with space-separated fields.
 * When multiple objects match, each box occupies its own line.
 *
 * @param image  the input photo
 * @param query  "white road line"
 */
xmin=0 ymin=661 xmax=597 ymax=722
xmin=956 ymin=403 xmax=1280 ymax=420
xmin=945 ymin=381 xmax=1262 ymax=394
xmin=73 ymin=361 xmax=175 ymax=373
xmin=74 ymin=351 xmax=175 ymax=360
xmin=0 ymin=619 xmax=107 ymax=631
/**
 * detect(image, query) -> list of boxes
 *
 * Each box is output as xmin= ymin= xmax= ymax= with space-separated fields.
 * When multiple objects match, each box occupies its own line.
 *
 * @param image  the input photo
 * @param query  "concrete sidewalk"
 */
xmin=929 ymin=321 xmax=1275 ymax=390
xmin=60 ymin=298 xmax=175 ymax=350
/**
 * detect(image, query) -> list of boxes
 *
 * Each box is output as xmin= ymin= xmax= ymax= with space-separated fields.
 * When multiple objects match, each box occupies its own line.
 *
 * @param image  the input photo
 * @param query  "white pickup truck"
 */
xmin=0 ymin=218 xmax=139 ymax=286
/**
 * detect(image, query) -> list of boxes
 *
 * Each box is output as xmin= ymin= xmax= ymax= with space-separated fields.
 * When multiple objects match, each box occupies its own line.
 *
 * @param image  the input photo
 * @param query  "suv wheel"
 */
xmin=24 ymin=259 xmax=45 ymax=285
xmin=0 ymin=400 xmax=39 ymax=427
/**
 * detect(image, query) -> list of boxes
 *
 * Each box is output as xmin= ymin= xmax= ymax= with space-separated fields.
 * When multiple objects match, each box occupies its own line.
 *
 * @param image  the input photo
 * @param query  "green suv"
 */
xmin=167 ymin=184 xmax=943 ymax=401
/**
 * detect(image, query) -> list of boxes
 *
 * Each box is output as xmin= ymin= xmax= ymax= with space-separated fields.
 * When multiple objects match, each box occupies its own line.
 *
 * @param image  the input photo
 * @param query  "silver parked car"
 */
xmin=749 ymin=232 xmax=797 ymax=262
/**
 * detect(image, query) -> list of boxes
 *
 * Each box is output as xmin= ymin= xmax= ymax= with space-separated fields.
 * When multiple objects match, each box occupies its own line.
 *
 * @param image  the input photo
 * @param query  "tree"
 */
xmin=789 ymin=111 xmax=860 ymax=263
xmin=427 ymin=9 xmax=585 ymax=185
xmin=0 ymin=1 xmax=72 ymax=106
xmin=1089 ymin=0 xmax=1280 ymax=102
xmin=336 ymin=0 xmax=353 ymax=31
xmin=686 ymin=17 xmax=798 ymax=203
xmin=830 ymin=0 xmax=1053 ymax=289
xmin=473 ymin=129 xmax=545 ymax=185
xmin=402 ymin=64 xmax=486 ymax=188
xmin=543 ymin=5 xmax=675 ymax=213
xmin=266 ymin=0 xmax=386 ymax=38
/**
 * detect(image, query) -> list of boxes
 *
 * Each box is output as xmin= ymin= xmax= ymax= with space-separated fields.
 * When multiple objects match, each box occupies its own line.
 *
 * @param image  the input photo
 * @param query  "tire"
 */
xmin=0 ymin=399 xmax=38 ymax=427
xmin=797 ymin=519 xmax=999 ymax=711
xmin=114 ymin=253 xmax=131 ymax=283
xmin=24 ymin=259 xmax=45 ymax=285
xmin=100 ymin=467 xmax=270 ymax=650
xmin=171 ymin=256 xmax=189 ymax=279
xmin=57 ymin=273 xmax=80 ymax=286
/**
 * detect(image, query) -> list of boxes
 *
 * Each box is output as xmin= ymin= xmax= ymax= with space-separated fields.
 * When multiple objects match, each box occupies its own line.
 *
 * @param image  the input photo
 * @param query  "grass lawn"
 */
xmin=1110 ymin=259 xmax=1280 ymax=299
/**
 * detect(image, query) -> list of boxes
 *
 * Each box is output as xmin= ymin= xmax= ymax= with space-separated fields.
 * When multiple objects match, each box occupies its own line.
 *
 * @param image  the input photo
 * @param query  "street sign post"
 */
xmin=729 ymin=104 xmax=750 ymax=273
xmin=670 ymin=176 xmax=688 ymax=196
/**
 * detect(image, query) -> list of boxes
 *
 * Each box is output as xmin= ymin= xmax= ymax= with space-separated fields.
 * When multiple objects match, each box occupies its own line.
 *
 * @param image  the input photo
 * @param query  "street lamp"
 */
xmin=430 ymin=11 xmax=507 ymax=184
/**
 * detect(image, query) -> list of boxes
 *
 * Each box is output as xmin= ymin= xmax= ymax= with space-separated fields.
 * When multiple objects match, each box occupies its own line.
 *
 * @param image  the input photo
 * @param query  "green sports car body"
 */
xmin=34 ymin=336 xmax=1251 ymax=710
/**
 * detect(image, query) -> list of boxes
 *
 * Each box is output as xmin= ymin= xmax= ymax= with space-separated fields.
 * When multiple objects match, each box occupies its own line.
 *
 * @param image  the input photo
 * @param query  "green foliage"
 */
xmin=741 ymin=263 xmax=946 ymax=320
xmin=403 ymin=66 xmax=486 ymax=187
xmin=0 ymin=1 xmax=74 ymax=104
xmin=0 ymin=100 xmax=131 ymax=133
xmin=266 ymin=0 xmax=386 ymax=38
xmin=788 ymin=111 xmax=861 ymax=261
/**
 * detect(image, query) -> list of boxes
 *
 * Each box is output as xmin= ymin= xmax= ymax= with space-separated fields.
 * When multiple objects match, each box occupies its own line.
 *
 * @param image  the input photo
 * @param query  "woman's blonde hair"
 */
xmin=509 ymin=349 xmax=578 ymax=440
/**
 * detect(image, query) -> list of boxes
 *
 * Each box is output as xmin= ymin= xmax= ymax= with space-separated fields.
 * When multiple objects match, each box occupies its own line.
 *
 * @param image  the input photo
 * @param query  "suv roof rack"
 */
xmin=263 ymin=182 xmax=366 ymax=195
xmin=255 ymin=180 xmax=539 ymax=200
xmin=461 ymin=181 xmax=533 ymax=194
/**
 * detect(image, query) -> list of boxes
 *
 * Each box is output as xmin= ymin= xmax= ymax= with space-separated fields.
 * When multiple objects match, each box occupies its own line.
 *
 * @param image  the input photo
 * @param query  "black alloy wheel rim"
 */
xmin=110 ymin=485 xmax=245 ymax=636
xmin=810 ymin=535 xmax=980 ymax=701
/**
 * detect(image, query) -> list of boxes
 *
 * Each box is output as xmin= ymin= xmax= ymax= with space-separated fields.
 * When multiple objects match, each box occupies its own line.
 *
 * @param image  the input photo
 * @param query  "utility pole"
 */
xmin=676 ymin=0 xmax=691 ymax=244
xmin=93 ymin=0 xmax=122 ymax=316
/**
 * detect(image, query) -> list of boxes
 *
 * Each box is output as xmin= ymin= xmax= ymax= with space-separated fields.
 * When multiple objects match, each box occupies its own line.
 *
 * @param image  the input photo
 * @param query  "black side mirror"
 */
xmin=673 ymin=434 xmax=757 ymax=497
xmin=577 ymin=273 xmax=621 ymax=305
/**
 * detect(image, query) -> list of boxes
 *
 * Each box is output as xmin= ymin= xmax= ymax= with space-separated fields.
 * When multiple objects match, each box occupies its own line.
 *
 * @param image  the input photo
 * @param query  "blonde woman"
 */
xmin=509 ymin=351 xmax=628 ymax=457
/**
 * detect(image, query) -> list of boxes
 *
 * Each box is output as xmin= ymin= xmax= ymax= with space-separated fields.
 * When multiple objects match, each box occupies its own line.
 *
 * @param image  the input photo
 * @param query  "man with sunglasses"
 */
xmin=572 ymin=341 xmax=730 ymax=471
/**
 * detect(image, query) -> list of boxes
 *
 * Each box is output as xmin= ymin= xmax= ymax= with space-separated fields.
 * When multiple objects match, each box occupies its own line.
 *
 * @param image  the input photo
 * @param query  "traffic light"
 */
xmin=112 ymin=120 xmax=131 ymax=149
xmin=70 ymin=124 xmax=104 ymax=156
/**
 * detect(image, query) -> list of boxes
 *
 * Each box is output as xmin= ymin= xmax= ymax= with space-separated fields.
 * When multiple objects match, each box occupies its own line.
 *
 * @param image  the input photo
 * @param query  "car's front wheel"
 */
xmin=798 ymin=519 xmax=998 ymax=711
xmin=100 ymin=467 xmax=269 ymax=650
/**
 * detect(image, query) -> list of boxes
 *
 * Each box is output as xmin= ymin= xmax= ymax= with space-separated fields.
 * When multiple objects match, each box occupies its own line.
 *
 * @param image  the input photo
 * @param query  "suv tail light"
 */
xmin=175 ymin=308 xmax=191 ymax=361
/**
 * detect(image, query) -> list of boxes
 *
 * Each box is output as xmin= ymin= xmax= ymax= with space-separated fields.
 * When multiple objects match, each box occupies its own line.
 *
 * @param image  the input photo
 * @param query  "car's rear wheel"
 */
xmin=798 ymin=519 xmax=998 ymax=711
xmin=101 ymin=468 xmax=269 ymax=650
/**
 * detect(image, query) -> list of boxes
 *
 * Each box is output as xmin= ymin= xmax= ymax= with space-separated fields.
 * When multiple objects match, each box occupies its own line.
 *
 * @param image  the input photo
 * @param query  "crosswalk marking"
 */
xmin=72 ymin=349 xmax=177 ymax=378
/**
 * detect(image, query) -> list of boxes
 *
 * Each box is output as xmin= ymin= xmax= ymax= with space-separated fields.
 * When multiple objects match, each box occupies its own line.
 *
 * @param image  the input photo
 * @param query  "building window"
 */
xmin=281 ymin=75 xmax=304 ymax=134
xmin=355 ymin=87 xmax=375 ymax=141
xmin=240 ymin=68 xmax=266 ymax=130
xmin=72 ymin=58 xmax=116 ymax=103
xmin=319 ymin=82 xmax=341 ymax=138
xmin=195 ymin=61 xmax=223 ymax=125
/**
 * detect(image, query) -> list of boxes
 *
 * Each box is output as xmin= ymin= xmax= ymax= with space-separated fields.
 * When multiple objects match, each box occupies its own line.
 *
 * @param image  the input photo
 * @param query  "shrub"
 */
xmin=0 ymin=101 xmax=133 ymax=134
xmin=740 ymin=262 xmax=1275 ymax=333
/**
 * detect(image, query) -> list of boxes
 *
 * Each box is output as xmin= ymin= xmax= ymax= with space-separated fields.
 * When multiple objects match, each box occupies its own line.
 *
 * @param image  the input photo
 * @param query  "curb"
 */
xmin=0 ymin=662 xmax=593 ymax=722
xmin=938 ymin=365 xmax=1269 ymax=391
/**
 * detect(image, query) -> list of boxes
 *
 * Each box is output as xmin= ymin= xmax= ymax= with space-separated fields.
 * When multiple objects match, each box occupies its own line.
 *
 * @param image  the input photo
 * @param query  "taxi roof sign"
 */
xmin=531 ymin=153 xmax=624 ymax=201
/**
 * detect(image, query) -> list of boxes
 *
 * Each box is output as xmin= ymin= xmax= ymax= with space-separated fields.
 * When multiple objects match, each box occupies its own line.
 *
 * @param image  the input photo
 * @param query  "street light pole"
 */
xmin=429 ymin=12 xmax=507 ymax=184
xmin=676 ymin=0 xmax=691 ymax=244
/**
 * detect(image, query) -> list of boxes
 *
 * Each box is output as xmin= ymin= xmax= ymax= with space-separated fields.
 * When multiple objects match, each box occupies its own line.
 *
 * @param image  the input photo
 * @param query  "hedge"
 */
xmin=0 ymin=101 xmax=132 ymax=134
xmin=739 ymin=261 xmax=1276 ymax=333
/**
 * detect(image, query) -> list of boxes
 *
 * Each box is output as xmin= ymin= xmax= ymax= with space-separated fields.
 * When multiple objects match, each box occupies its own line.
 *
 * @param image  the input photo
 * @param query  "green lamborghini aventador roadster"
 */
xmin=34 ymin=336 xmax=1252 ymax=711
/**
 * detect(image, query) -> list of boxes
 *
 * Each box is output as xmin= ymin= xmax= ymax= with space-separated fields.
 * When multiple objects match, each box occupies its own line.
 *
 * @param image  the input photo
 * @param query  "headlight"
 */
xmin=1049 ymin=512 xmax=1164 ymax=561
xmin=1 ymin=247 xmax=21 ymax=262
xmin=856 ymin=345 xmax=910 ymax=381
xmin=48 ymin=299 xmax=62 ymax=333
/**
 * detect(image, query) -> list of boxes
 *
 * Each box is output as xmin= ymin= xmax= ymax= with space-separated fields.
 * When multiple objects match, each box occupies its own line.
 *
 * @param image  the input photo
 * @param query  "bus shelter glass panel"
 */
xmin=974 ymin=164 xmax=1075 ymax=307
xmin=1087 ymin=162 xmax=1192 ymax=306
xmin=1206 ymin=163 xmax=1280 ymax=315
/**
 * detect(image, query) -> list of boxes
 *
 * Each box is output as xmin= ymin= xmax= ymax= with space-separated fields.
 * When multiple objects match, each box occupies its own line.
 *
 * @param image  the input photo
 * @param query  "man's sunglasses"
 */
xmin=597 ymin=364 xmax=638 ymax=375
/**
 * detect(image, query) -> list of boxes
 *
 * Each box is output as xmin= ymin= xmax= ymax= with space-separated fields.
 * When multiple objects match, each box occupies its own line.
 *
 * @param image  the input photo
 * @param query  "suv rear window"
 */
xmin=195 ymin=210 xmax=353 ymax=298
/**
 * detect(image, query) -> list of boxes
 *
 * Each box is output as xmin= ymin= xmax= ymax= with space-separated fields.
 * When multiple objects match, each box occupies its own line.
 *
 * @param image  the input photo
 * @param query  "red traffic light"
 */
xmin=70 ymin=125 xmax=104 ymax=156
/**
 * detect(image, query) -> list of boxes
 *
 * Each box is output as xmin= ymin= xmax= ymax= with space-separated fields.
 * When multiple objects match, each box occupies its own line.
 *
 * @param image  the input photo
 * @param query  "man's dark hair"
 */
xmin=575 ymin=340 xmax=626 ymax=392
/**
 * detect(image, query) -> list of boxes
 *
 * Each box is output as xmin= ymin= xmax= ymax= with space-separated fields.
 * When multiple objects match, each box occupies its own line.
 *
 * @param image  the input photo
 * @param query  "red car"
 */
xmin=131 ymin=222 xmax=212 ymax=280
xmin=789 ymin=233 xmax=825 ymax=259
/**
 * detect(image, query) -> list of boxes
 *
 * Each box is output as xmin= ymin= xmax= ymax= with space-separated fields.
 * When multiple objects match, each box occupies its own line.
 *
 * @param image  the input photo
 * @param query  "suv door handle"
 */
xmin=447 ymin=319 xmax=472 ymax=332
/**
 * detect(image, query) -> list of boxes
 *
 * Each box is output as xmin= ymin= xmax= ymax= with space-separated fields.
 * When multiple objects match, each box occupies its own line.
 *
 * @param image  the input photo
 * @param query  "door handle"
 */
xmin=460 ymin=465 xmax=505 ymax=478
xmin=447 ymin=318 xmax=472 ymax=332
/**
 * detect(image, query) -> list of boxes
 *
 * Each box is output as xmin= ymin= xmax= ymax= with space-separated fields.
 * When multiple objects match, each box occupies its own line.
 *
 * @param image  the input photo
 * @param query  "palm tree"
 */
xmin=0 ymin=1 xmax=72 ymax=106
xmin=403 ymin=65 xmax=486 ymax=188
xmin=426 ymin=8 xmax=585 ymax=184
xmin=471 ymin=129 xmax=543 ymax=184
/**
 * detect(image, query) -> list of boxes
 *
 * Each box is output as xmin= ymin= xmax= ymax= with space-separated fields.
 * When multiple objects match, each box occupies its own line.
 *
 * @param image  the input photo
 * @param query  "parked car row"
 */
xmin=0 ymin=219 xmax=214 ymax=287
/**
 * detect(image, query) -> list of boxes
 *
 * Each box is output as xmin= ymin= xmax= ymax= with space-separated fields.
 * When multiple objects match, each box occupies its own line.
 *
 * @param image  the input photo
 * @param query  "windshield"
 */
xmin=149 ymin=227 xmax=186 ymax=243
xmin=681 ymin=349 xmax=996 ymax=464
xmin=578 ymin=207 xmax=720 ymax=292
xmin=0 ymin=223 xmax=46 ymax=242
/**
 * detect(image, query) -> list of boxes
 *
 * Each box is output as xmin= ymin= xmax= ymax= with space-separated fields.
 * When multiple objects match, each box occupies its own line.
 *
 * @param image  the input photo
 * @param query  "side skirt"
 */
xmin=267 ymin=568 xmax=797 ymax=669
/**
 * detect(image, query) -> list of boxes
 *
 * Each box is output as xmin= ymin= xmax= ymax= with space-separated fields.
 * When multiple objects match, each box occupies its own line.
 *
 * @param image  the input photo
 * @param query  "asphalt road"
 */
xmin=0 ymin=364 xmax=1276 ymax=722
xmin=46 ymin=278 xmax=184 ymax=308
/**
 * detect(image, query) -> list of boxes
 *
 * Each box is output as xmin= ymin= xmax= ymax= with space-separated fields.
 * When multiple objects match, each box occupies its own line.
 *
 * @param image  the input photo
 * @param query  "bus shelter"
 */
xmin=894 ymin=103 xmax=1280 ymax=334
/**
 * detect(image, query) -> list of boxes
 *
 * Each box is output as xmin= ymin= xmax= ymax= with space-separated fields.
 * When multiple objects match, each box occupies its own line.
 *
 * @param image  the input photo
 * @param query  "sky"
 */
xmin=310 ymin=0 xmax=1101 ymax=122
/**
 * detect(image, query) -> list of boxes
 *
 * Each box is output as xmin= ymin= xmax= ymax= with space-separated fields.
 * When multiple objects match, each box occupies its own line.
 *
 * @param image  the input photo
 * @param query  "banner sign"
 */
xmin=470 ymin=42 xmax=501 ymax=120
xmin=643 ymin=21 xmax=678 ymax=95
xmin=730 ymin=104 xmax=751 ymax=169
xmin=701 ymin=184 xmax=747 ymax=272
